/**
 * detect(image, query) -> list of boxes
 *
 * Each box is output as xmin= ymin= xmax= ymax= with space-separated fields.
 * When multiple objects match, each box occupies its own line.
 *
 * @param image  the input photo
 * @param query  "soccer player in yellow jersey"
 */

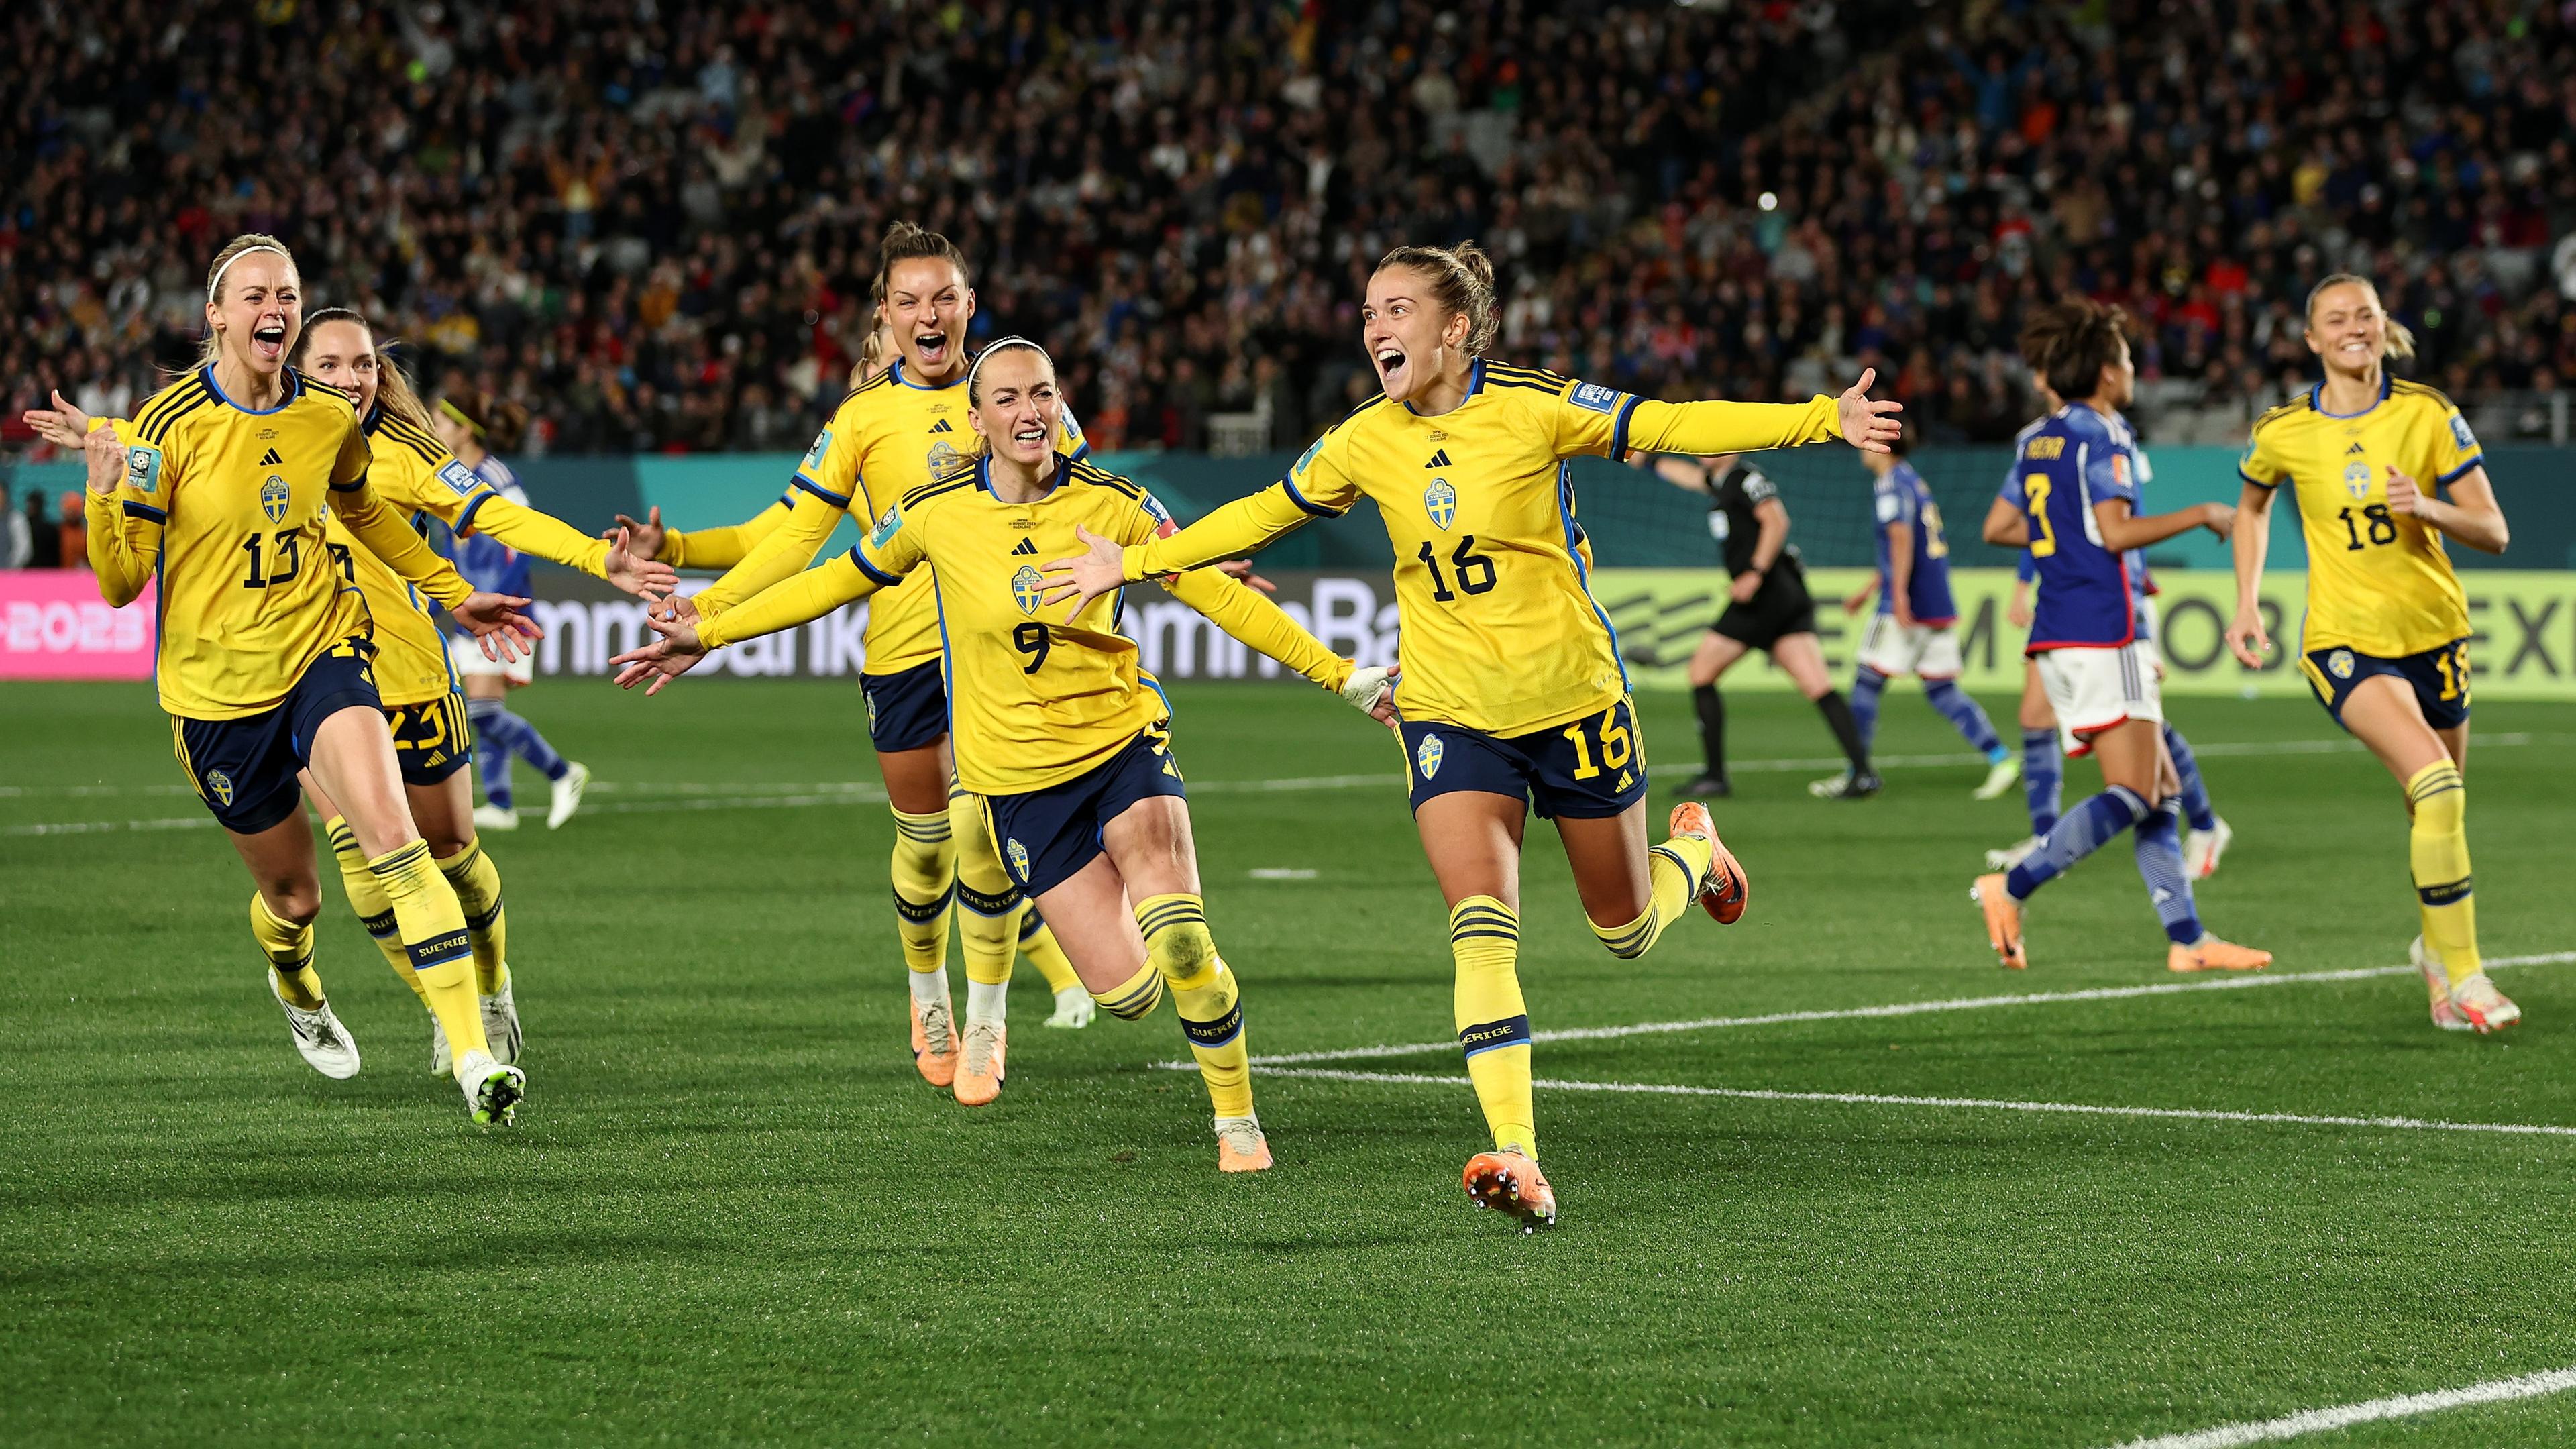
xmin=642 ymin=225 xmax=1095 ymax=1093
xmin=611 ymin=340 xmax=1391 ymax=1163
xmin=286 ymin=309 xmax=674 ymax=1072
xmin=1047 ymin=243 xmax=1900 ymax=1228
xmin=25 ymin=234 xmax=538 ymax=1124
xmin=2228 ymin=275 xmax=2517 ymax=1032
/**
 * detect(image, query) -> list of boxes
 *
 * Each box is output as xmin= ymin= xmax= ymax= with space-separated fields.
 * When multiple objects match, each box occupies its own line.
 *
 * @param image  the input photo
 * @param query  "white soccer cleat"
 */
xmin=472 ymin=803 xmax=520 ymax=833
xmin=429 ymin=1013 xmax=453 ymax=1076
xmin=1984 ymin=835 xmax=2043 ymax=871
xmin=1045 ymin=984 xmax=1095 ymax=1029
xmin=1972 ymin=755 xmax=2023 ymax=800
xmin=454 ymin=1048 xmax=526 ymax=1126
xmin=482 ymin=979 xmax=523 ymax=1066
xmin=2448 ymin=973 xmax=2522 ymax=1036
xmin=270 ymin=975 xmax=363 ymax=1079
xmin=2411 ymin=936 xmax=2471 ymax=1033
xmin=2182 ymin=816 xmax=2233 ymax=881
xmin=547 ymin=761 xmax=590 ymax=830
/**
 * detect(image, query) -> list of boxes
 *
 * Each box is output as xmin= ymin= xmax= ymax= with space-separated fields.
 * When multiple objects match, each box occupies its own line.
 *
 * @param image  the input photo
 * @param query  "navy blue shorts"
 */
xmin=985 ymin=724 xmax=1187 ymax=897
xmin=1401 ymin=698 xmax=1649 ymax=820
xmin=862 ymin=659 xmax=949 ymax=753
xmin=385 ymin=691 xmax=474 ymax=787
xmin=170 ymin=642 xmax=382 ymax=834
xmin=2302 ymin=638 xmax=2471 ymax=731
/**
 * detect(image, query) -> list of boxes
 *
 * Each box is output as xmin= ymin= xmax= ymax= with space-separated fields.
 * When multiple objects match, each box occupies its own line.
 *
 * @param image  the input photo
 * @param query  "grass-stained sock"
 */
xmin=250 ymin=892 xmax=323 ymax=1010
xmin=326 ymin=814 xmax=423 ymax=1004
xmin=1137 ymin=893 xmax=1250 ymax=1119
xmin=370 ymin=839 xmax=487 ymax=1065
xmin=435 ymin=839 xmax=509 ymax=996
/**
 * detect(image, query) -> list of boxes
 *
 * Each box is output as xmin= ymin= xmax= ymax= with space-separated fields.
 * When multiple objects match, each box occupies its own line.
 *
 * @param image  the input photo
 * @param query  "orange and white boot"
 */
xmin=1971 ymin=873 xmax=2027 ymax=969
xmin=2411 ymin=936 xmax=2472 ymax=1032
xmin=2449 ymin=974 xmax=2522 ymax=1035
xmin=953 ymin=1018 xmax=1006 ymax=1106
xmin=910 ymin=994 xmax=960 ymax=1088
xmin=2167 ymin=936 xmax=2272 ymax=973
xmin=1668 ymin=802 xmax=1749 ymax=924
xmin=1216 ymin=1116 xmax=1273 ymax=1173
xmin=1464 ymin=1150 xmax=1557 ymax=1231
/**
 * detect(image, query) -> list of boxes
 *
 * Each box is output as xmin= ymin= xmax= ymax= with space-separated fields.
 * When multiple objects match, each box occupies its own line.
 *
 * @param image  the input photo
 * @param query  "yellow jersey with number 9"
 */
xmin=692 ymin=358 xmax=1085 ymax=678
xmin=2238 ymin=376 xmax=2478 ymax=658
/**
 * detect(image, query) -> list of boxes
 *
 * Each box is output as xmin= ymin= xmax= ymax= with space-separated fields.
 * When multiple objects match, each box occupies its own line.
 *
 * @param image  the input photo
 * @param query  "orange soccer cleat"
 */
xmin=2167 ymin=936 xmax=2272 ymax=973
xmin=1668 ymin=802 xmax=1749 ymax=924
xmin=953 ymin=1019 xmax=1006 ymax=1106
xmin=1462 ymin=1150 xmax=1558 ymax=1232
xmin=1216 ymin=1118 xmax=1273 ymax=1173
xmin=910 ymin=995 xmax=960 ymax=1088
xmin=1971 ymin=873 xmax=2027 ymax=970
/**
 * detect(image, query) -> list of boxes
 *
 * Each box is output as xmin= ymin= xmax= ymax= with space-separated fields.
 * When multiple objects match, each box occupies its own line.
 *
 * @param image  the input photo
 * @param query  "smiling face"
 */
xmin=207 ymin=250 xmax=301 ymax=377
xmin=296 ymin=319 xmax=381 ymax=416
xmin=885 ymin=256 xmax=975 ymax=380
xmin=1363 ymin=264 xmax=1470 ymax=405
xmin=967 ymin=347 xmax=1061 ymax=469
xmin=2304 ymin=280 xmax=2387 ymax=381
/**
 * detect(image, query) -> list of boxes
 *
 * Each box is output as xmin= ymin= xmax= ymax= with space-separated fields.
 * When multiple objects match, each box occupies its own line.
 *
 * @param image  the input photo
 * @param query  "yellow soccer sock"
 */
xmin=1590 ymin=835 xmax=1715 ymax=959
xmin=890 ymin=806 xmax=958 ymax=974
xmin=435 ymin=839 xmax=510 ymax=996
xmin=1450 ymin=896 xmax=1534 ymax=1158
xmin=949 ymin=791 xmax=1022 ymax=1020
xmin=1014 ymin=906 xmax=1084 ymax=996
xmin=327 ymin=815 xmax=425 ymax=1006
xmin=1137 ymin=893 xmax=1252 ymax=1118
xmin=369 ymin=839 xmax=488 ymax=1064
xmin=2406 ymin=760 xmax=2482 ymax=986
xmin=1094 ymin=959 xmax=1165 ymax=1020
xmin=250 ymin=892 xmax=325 ymax=1010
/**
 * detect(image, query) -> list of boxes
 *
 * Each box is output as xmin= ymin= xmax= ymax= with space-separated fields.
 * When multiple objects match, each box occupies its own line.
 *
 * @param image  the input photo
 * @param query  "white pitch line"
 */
xmin=2109 ymin=1363 xmax=2576 ymax=1447
xmin=1227 ymin=1067 xmax=2576 ymax=1140
xmin=17 ymin=731 xmax=2558 ymax=821
xmin=1240 ymin=951 xmax=2576 ymax=1067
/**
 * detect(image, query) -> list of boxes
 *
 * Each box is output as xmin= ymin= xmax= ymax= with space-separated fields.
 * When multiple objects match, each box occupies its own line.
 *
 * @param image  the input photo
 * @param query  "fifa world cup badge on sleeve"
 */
xmin=802 ymin=427 xmax=832 ymax=471
xmin=125 ymin=443 xmax=162 ymax=494
xmin=1416 ymin=733 xmax=1444 ymax=780
xmin=437 ymin=459 xmax=481 ymax=496
xmin=1570 ymin=381 xmax=1621 ymax=413
xmin=869 ymin=507 xmax=902 ymax=547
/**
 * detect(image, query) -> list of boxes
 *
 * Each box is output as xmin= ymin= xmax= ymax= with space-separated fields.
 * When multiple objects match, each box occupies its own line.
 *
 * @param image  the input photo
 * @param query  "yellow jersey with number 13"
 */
xmin=2238 ymin=376 xmax=2477 ymax=658
xmin=86 ymin=367 xmax=472 ymax=720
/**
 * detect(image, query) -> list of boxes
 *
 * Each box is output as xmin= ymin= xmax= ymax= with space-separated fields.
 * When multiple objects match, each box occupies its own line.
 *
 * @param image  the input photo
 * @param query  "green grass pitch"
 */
xmin=5 ymin=678 xmax=2575 ymax=1446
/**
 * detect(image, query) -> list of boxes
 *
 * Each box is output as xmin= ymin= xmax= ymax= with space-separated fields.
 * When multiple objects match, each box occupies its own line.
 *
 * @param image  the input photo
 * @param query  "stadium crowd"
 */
xmin=5 ymin=0 xmax=2575 ymax=464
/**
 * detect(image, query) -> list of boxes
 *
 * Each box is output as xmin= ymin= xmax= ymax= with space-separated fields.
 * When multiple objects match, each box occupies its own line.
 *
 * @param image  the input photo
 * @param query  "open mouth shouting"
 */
xmin=1373 ymin=343 xmax=1407 ymax=389
xmin=250 ymin=319 xmax=290 ymax=363
xmin=915 ymin=329 xmax=951 ymax=368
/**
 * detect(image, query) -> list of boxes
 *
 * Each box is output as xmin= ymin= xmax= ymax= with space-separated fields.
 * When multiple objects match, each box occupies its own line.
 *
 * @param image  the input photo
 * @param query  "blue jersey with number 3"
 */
xmin=1873 ymin=462 xmax=1957 ymax=623
xmin=1998 ymin=406 xmax=2139 ymax=652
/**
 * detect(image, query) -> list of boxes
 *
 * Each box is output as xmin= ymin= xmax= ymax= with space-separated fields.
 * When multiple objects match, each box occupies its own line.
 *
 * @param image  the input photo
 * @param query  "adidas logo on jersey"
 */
xmin=2345 ymin=441 xmax=2365 ymax=456
xmin=1010 ymin=539 xmax=1039 ymax=555
xmin=259 ymin=448 xmax=282 ymax=466
xmin=1425 ymin=449 xmax=1452 ymax=468
xmin=928 ymin=419 xmax=953 ymax=433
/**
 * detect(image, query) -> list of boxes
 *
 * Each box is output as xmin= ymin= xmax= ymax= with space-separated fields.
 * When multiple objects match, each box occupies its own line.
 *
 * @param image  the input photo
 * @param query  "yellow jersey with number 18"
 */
xmin=2237 ymin=376 xmax=2477 ymax=658
xmin=687 ymin=358 xmax=1085 ymax=678
xmin=87 ymin=367 xmax=472 ymax=720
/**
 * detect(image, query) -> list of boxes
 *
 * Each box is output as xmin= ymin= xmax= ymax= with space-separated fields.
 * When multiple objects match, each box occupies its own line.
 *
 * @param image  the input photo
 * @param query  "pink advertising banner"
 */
xmin=1 ymin=571 xmax=155 ymax=680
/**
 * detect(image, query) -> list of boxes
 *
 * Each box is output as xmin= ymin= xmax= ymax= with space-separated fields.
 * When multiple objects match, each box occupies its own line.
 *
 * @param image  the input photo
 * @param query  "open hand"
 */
xmin=25 ymin=390 xmax=95 ymax=453
xmin=1835 ymin=369 xmax=1903 ymax=453
xmin=608 ymin=611 xmax=708 ymax=696
xmin=451 ymin=592 xmax=543 ymax=663
xmin=1728 ymin=570 xmax=1763 ymax=604
xmin=1217 ymin=558 xmax=1276 ymax=593
xmin=1041 ymin=525 xmax=1128 ymax=610
xmin=2224 ymin=605 xmax=2270 ymax=670
xmin=603 ymin=527 xmax=681 ymax=600
xmin=608 ymin=506 xmax=669 ymax=560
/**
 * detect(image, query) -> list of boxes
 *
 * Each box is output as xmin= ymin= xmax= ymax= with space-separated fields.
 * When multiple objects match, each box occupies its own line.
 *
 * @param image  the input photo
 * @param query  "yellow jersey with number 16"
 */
xmin=2238 ymin=376 xmax=2477 ymax=658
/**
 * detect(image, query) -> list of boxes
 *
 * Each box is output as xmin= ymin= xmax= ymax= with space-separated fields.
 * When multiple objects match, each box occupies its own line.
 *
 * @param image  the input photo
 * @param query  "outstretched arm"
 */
xmin=1161 ymin=567 xmax=1350 ymax=692
xmin=688 ymin=492 xmax=847 ymax=616
xmin=466 ymin=492 xmax=676 ymax=598
xmin=1623 ymin=371 xmax=1902 ymax=457
xmin=636 ymin=499 xmax=794 ymax=570
xmin=611 ymin=548 xmax=887 ymax=694
xmin=1042 ymin=484 xmax=1318 ymax=607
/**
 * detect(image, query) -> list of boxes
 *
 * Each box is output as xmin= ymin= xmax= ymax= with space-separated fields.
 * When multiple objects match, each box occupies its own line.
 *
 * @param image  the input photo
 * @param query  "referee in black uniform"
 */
xmin=1629 ymin=450 xmax=1878 ymax=798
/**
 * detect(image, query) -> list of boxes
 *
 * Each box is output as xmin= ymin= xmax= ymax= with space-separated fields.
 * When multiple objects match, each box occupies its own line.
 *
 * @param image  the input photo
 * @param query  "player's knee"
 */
xmin=1587 ymin=906 xmax=1656 ymax=959
xmin=1095 ymin=960 xmax=1165 ymax=1020
xmin=262 ymin=879 xmax=322 ymax=926
xmin=1137 ymin=896 xmax=1216 ymax=983
xmin=423 ymin=818 xmax=476 ymax=859
xmin=2410 ymin=767 xmax=2466 ymax=833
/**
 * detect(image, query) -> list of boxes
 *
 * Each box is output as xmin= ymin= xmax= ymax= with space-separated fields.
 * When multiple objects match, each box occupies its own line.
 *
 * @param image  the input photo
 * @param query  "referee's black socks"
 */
xmin=1692 ymin=684 xmax=1727 ymax=782
xmin=1815 ymin=690 xmax=1871 ymax=773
